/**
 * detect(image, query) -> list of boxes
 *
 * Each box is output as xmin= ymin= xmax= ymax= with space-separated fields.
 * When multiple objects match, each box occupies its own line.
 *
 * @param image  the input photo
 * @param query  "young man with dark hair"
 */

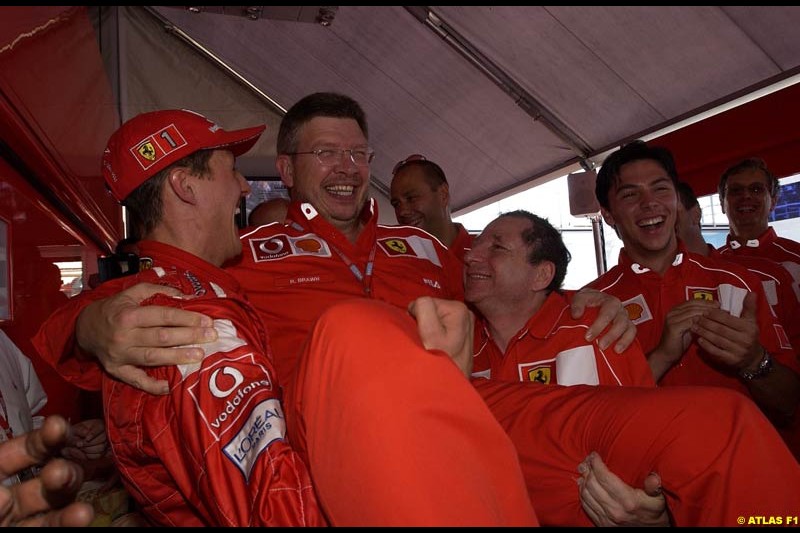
xmin=588 ymin=141 xmax=800 ymax=453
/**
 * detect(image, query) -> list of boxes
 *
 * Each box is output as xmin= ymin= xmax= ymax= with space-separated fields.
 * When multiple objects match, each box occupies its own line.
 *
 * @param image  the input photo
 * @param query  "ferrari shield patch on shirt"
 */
xmin=622 ymin=294 xmax=653 ymax=325
xmin=520 ymin=364 xmax=551 ymax=384
xmin=377 ymin=235 xmax=442 ymax=267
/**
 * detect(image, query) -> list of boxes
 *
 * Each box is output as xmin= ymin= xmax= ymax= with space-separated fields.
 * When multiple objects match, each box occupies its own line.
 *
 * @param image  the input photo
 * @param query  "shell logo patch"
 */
xmin=621 ymin=294 xmax=653 ymax=325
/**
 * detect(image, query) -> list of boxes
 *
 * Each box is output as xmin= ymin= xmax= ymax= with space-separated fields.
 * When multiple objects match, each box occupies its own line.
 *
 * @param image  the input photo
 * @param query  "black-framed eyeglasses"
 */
xmin=725 ymin=183 xmax=769 ymax=197
xmin=288 ymin=148 xmax=375 ymax=167
xmin=392 ymin=153 xmax=427 ymax=175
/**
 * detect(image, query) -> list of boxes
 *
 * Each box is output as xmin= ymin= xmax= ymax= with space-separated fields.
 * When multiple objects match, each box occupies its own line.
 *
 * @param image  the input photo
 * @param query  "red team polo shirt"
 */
xmin=229 ymin=199 xmax=465 ymax=384
xmin=719 ymin=226 xmax=800 ymax=306
xmin=472 ymin=291 xmax=654 ymax=387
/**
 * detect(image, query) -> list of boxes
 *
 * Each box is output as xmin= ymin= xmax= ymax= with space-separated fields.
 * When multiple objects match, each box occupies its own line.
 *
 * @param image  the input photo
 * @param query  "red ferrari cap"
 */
xmin=102 ymin=109 xmax=265 ymax=201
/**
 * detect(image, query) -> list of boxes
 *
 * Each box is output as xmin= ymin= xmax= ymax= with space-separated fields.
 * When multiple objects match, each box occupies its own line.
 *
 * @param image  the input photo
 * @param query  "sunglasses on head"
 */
xmin=392 ymin=153 xmax=427 ymax=175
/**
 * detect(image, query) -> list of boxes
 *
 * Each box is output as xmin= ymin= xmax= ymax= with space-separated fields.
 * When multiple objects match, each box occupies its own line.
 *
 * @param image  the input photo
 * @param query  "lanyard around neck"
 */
xmin=290 ymin=221 xmax=377 ymax=295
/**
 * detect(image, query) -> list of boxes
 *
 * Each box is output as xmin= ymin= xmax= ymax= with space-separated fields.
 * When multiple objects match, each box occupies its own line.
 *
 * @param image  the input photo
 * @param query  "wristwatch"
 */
xmin=739 ymin=350 xmax=774 ymax=381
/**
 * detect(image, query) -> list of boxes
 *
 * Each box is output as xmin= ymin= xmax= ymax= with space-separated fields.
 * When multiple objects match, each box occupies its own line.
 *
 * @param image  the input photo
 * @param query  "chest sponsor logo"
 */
xmin=249 ymin=234 xmax=332 ymax=262
xmin=377 ymin=235 xmax=442 ymax=267
xmin=223 ymin=399 xmax=285 ymax=482
xmin=186 ymin=353 xmax=274 ymax=440
xmin=519 ymin=363 xmax=551 ymax=384
xmin=622 ymin=294 xmax=653 ymax=325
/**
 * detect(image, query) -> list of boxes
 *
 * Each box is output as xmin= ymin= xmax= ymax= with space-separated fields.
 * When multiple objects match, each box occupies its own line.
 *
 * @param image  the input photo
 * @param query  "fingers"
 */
xmin=18 ymin=502 xmax=95 ymax=527
xmin=643 ymin=471 xmax=663 ymax=497
xmin=110 ymin=365 xmax=171 ymax=395
xmin=408 ymin=297 xmax=442 ymax=350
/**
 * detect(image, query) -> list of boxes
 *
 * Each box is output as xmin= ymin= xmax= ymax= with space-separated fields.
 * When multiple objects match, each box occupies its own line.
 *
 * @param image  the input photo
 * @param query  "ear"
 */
xmin=689 ymin=204 xmax=702 ymax=226
xmin=530 ymin=261 xmax=556 ymax=291
xmin=276 ymin=155 xmax=294 ymax=188
xmin=167 ymin=166 xmax=198 ymax=204
xmin=600 ymin=207 xmax=615 ymax=228
xmin=719 ymin=193 xmax=726 ymax=214
xmin=768 ymin=191 xmax=779 ymax=213
xmin=438 ymin=182 xmax=451 ymax=206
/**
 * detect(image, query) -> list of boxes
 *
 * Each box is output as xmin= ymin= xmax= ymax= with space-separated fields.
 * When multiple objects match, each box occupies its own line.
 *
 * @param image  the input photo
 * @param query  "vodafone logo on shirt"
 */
xmin=186 ymin=353 xmax=274 ymax=440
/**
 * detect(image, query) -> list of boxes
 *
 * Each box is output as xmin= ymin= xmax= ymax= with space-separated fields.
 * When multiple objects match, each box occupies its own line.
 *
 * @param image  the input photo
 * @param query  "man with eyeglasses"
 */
xmin=33 ymin=95 xmax=800 ymax=526
xmin=390 ymin=154 xmax=474 ymax=262
xmin=717 ymin=158 xmax=800 ymax=304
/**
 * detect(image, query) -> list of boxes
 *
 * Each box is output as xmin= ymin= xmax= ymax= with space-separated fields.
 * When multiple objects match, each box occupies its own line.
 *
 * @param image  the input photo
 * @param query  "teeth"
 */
xmin=468 ymin=273 xmax=490 ymax=279
xmin=327 ymin=185 xmax=354 ymax=196
xmin=638 ymin=216 xmax=664 ymax=227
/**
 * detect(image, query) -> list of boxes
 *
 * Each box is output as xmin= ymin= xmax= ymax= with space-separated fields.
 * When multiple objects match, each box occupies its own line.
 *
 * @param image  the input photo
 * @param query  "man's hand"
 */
xmin=0 ymin=416 xmax=94 ymax=527
xmin=62 ymin=418 xmax=108 ymax=462
xmin=408 ymin=297 xmax=475 ymax=379
xmin=693 ymin=292 xmax=763 ymax=371
xmin=76 ymin=282 xmax=218 ymax=394
xmin=648 ymin=299 xmax=717 ymax=381
xmin=571 ymin=288 xmax=637 ymax=353
xmin=577 ymin=452 xmax=670 ymax=527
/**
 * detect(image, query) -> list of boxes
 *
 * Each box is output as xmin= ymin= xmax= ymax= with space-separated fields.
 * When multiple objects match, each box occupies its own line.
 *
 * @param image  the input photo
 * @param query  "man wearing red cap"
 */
xmin=34 ymin=109 xmax=537 ymax=526
xmin=390 ymin=154 xmax=474 ymax=262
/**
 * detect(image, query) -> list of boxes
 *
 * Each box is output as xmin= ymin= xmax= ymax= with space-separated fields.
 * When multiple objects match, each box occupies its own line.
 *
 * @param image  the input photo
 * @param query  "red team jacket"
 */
xmin=472 ymin=291 xmax=655 ymax=387
xmin=228 ymin=199 xmax=465 ymax=383
xmin=707 ymin=244 xmax=800 ymax=352
xmin=33 ymin=241 xmax=324 ymax=526
xmin=718 ymin=227 xmax=800 ymax=320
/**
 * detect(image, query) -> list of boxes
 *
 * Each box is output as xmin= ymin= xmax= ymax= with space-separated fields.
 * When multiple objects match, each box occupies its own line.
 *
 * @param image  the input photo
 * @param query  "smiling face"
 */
xmin=390 ymin=165 xmax=449 ymax=237
xmin=198 ymin=149 xmax=250 ymax=265
xmin=464 ymin=216 xmax=552 ymax=316
xmin=276 ymin=116 xmax=371 ymax=237
xmin=721 ymin=167 xmax=776 ymax=241
xmin=600 ymin=158 xmax=678 ymax=268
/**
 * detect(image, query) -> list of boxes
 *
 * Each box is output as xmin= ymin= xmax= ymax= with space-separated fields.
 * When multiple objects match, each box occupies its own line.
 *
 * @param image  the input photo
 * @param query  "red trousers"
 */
xmin=286 ymin=299 xmax=538 ymax=526
xmin=476 ymin=378 xmax=800 ymax=526
xmin=288 ymin=299 xmax=800 ymax=526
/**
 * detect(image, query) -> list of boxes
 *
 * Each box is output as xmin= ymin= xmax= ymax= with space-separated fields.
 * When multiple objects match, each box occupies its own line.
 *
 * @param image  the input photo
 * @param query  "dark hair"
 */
xmin=277 ymin=92 xmax=369 ymax=154
xmin=124 ymin=150 xmax=213 ymax=239
xmin=718 ymin=157 xmax=779 ymax=199
xmin=676 ymin=181 xmax=699 ymax=210
xmin=595 ymin=140 xmax=678 ymax=210
xmin=395 ymin=160 xmax=448 ymax=190
xmin=498 ymin=210 xmax=571 ymax=293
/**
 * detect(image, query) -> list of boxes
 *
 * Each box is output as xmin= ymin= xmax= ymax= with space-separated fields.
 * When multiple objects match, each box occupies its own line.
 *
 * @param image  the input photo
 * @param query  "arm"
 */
xmin=34 ymin=282 xmax=219 ymax=395
xmin=112 ymin=296 xmax=325 ymax=526
xmin=693 ymin=292 xmax=800 ymax=421
xmin=577 ymin=452 xmax=670 ymax=527
xmin=408 ymin=296 xmax=475 ymax=379
xmin=0 ymin=416 xmax=94 ymax=527
xmin=569 ymin=288 xmax=637 ymax=353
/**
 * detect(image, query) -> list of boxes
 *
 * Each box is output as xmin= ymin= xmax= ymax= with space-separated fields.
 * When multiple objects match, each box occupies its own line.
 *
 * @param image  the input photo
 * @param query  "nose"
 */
xmin=237 ymin=171 xmax=251 ymax=196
